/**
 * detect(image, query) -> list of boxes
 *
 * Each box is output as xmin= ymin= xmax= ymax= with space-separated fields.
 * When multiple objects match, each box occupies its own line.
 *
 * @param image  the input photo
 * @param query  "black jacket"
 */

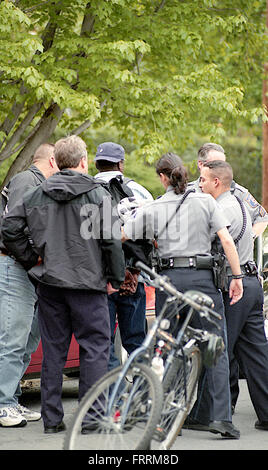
xmin=2 ymin=170 xmax=125 ymax=291
xmin=0 ymin=165 xmax=45 ymax=251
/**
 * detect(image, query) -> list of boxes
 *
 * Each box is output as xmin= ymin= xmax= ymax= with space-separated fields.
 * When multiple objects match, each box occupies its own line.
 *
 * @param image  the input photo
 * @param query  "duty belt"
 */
xmin=158 ymin=255 xmax=214 ymax=270
xmin=226 ymin=261 xmax=258 ymax=277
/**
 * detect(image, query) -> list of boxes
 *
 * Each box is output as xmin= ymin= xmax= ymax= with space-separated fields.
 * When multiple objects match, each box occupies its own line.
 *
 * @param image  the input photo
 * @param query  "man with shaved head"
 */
xmin=0 ymin=143 xmax=58 ymax=428
xmin=185 ymin=144 xmax=268 ymax=432
xmin=199 ymin=160 xmax=268 ymax=432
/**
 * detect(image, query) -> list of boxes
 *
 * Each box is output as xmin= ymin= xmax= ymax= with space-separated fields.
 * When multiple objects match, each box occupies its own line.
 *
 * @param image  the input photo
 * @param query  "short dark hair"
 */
xmin=95 ymin=159 xmax=122 ymax=172
xmin=203 ymin=160 xmax=233 ymax=188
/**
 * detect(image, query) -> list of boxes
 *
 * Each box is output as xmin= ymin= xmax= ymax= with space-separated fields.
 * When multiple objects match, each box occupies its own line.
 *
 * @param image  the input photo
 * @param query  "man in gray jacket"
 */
xmin=2 ymin=135 xmax=125 ymax=433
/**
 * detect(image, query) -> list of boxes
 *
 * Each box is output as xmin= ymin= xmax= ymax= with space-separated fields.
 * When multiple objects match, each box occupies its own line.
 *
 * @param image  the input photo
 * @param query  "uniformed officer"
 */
xmin=191 ymin=142 xmax=268 ymax=409
xmin=122 ymin=152 xmax=243 ymax=439
xmin=200 ymin=160 xmax=268 ymax=431
xmin=188 ymin=142 xmax=268 ymax=236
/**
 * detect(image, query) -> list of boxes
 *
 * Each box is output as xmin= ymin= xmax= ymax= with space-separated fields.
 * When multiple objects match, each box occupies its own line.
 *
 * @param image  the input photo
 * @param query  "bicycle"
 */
xmin=64 ymin=261 xmax=224 ymax=451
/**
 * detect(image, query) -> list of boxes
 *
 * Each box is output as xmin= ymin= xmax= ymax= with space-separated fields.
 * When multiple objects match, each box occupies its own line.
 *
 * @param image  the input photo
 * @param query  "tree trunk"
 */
xmin=2 ymin=103 xmax=63 ymax=186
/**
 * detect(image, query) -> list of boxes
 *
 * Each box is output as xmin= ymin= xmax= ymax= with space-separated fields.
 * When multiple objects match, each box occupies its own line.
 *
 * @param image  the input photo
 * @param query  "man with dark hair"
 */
xmin=2 ymin=135 xmax=125 ymax=433
xmin=0 ymin=143 xmax=58 ymax=427
xmin=200 ymin=160 xmax=268 ymax=432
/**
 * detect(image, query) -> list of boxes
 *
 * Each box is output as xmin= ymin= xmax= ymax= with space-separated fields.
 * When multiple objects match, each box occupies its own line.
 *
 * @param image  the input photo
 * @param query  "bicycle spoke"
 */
xmin=64 ymin=364 xmax=163 ymax=450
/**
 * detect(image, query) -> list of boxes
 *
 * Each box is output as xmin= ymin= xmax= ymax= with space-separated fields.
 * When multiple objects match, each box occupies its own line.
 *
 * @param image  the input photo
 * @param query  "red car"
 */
xmin=23 ymin=285 xmax=155 ymax=379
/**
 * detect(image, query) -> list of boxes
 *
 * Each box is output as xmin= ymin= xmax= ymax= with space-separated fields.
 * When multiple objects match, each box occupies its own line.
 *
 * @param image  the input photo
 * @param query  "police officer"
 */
xmin=200 ymin=160 xmax=268 ymax=431
xmin=192 ymin=142 xmax=268 ymax=408
xmin=122 ymin=152 xmax=243 ymax=439
xmin=188 ymin=142 xmax=268 ymax=236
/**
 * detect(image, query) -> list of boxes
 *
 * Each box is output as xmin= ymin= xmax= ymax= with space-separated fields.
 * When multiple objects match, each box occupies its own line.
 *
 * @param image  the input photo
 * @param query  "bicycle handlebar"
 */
xmin=136 ymin=261 xmax=222 ymax=321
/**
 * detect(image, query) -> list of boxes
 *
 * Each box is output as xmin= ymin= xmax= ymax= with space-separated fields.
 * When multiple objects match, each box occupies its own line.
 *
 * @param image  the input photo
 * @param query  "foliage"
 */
xmin=82 ymin=122 xmax=263 ymax=200
xmin=0 ymin=0 xmax=267 ymax=184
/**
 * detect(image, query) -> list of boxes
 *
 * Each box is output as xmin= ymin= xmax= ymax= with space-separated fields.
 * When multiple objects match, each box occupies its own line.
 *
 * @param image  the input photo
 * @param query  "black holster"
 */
xmin=213 ymin=253 xmax=229 ymax=292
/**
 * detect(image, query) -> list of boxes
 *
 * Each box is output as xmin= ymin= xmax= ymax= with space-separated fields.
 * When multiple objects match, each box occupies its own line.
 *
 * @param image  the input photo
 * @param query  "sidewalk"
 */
xmin=0 ymin=377 xmax=267 ymax=451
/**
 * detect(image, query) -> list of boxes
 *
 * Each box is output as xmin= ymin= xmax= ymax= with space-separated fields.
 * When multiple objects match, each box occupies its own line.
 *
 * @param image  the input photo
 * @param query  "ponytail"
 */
xmin=169 ymin=165 xmax=188 ymax=194
xmin=156 ymin=152 xmax=188 ymax=194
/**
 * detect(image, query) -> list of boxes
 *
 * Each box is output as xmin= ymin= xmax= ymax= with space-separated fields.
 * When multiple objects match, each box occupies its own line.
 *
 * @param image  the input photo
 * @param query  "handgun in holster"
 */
xmin=213 ymin=253 xmax=229 ymax=292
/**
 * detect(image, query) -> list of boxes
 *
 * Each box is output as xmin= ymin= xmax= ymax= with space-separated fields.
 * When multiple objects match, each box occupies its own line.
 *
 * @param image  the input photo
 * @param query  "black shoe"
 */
xmin=44 ymin=421 xmax=66 ymax=434
xmin=255 ymin=420 xmax=268 ymax=431
xmin=182 ymin=416 xmax=210 ymax=431
xmin=209 ymin=421 xmax=240 ymax=439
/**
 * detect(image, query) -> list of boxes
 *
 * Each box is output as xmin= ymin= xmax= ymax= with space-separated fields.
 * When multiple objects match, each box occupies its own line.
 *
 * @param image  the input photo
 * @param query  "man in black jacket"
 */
xmin=0 ymin=143 xmax=58 ymax=428
xmin=2 ymin=135 xmax=125 ymax=433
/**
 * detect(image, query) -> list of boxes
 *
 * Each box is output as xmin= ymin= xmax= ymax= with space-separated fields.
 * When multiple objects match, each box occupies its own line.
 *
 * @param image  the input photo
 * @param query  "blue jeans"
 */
xmin=108 ymin=282 xmax=146 ymax=368
xmin=0 ymin=256 xmax=39 ymax=407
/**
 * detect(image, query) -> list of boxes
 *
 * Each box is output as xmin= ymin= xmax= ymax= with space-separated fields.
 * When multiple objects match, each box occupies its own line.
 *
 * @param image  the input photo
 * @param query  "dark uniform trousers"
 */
xmin=223 ymin=275 xmax=268 ymax=422
xmin=36 ymin=283 xmax=110 ymax=427
xmin=156 ymin=268 xmax=232 ymax=424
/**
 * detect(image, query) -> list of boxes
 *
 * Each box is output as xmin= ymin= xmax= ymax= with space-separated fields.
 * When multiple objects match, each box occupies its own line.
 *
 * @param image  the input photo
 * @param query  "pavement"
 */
xmin=0 ymin=377 xmax=267 ymax=454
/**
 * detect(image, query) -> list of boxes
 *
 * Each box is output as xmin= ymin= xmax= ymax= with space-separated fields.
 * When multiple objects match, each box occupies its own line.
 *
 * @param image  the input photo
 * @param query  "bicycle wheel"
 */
xmin=150 ymin=346 xmax=201 ymax=450
xmin=64 ymin=363 xmax=163 ymax=450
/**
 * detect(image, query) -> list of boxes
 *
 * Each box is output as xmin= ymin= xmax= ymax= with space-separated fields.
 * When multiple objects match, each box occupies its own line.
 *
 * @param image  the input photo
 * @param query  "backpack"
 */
xmin=101 ymin=175 xmax=134 ymax=204
xmin=98 ymin=174 xmax=154 ymax=270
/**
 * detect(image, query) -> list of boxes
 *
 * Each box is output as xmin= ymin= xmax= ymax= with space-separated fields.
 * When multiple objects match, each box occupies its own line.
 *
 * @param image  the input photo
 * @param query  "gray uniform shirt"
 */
xmin=215 ymin=191 xmax=254 ymax=265
xmin=124 ymin=187 xmax=229 ymax=258
xmin=188 ymin=178 xmax=268 ymax=225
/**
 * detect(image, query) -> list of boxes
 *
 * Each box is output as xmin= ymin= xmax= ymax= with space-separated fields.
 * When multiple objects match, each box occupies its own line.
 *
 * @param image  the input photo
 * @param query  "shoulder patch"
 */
xmin=244 ymin=193 xmax=259 ymax=209
xmin=259 ymin=205 xmax=267 ymax=217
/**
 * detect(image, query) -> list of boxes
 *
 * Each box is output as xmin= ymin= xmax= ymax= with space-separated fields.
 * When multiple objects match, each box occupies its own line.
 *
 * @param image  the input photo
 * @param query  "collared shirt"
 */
xmin=188 ymin=178 xmax=268 ymax=225
xmin=215 ymin=191 xmax=254 ymax=265
xmin=124 ymin=186 xmax=228 ymax=258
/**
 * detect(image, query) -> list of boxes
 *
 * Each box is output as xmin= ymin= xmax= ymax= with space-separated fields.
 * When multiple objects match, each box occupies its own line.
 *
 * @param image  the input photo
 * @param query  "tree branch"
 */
xmin=72 ymin=100 xmax=106 ymax=135
xmin=2 ymin=102 xmax=64 ymax=186
xmin=0 ymin=87 xmax=27 ymax=149
xmin=0 ymin=103 xmax=43 ymax=161
xmin=154 ymin=0 xmax=166 ymax=13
